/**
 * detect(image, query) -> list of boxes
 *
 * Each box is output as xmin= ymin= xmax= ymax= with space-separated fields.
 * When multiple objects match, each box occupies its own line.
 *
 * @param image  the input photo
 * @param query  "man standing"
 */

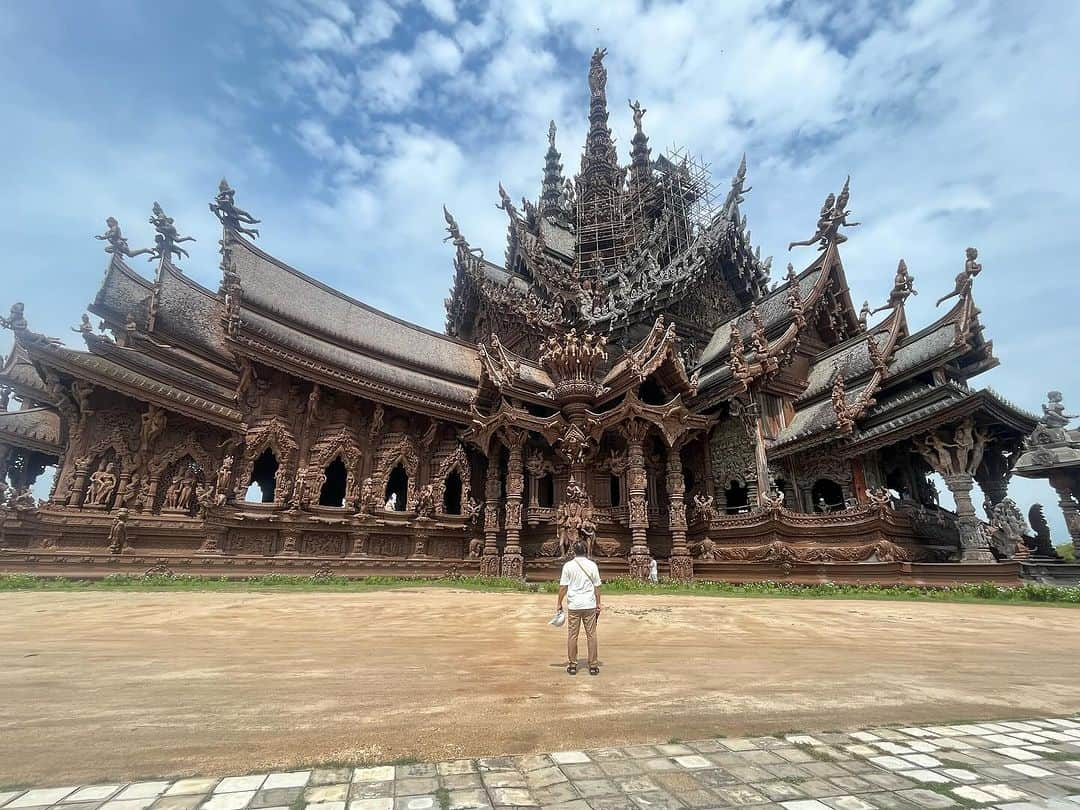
xmin=556 ymin=540 xmax=602 ymax=675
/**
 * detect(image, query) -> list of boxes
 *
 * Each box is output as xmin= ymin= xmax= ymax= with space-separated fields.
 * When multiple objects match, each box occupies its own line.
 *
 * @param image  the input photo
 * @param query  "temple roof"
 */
xmin=151 ymin=261 xmax=229 ymax=358
xmin=0 ymin=406 xmax=60 ymax=456
xmin=0 ymin=342 xmax=54 ymax=405
xmin=24 ymin=339 xmax=242 ymax=428
xmin=228 ymin=236 xmax=481 ymax=419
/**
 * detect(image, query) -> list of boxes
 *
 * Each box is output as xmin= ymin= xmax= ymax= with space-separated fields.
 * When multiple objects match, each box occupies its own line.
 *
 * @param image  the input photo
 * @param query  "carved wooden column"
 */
xmin=501 ymin=428 xmax=525 ymax=579
xmin=917 ymin=420 xmax=995 ymax=562
xmin=67 ymin=458 xmax=92 ymax=507
xmin=974 ymin=446 xmax=1010 ymax=517
xmin=1050 ymin=473 xmax=1080 ymax=556
xmin=940 ymin=473 xmax=994 ymax=562
xmin=480 ymin=445 xmax=502 ymax=577
xmin=666 ymin=440 xmax=692 ymax=582
xmin=625 ymin=419 xmax=652 ymax=580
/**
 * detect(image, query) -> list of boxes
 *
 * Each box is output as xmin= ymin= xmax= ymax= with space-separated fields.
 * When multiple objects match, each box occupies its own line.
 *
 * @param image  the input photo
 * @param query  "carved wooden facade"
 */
xmin=0 ymin=52 xmax=1041 ymax=583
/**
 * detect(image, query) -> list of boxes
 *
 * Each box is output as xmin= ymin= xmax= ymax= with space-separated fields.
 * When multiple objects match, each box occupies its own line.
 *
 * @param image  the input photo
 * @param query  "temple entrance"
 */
xmin=385 ymin=463 xmax=408 ymax=510
xmin=247 ymin=448 xmax=278 ymax=503
xmin=318 ymin=457 xmax=347 ymax=507
xmin=443 ymin=469 xmax=462 ymax=514
xmin=812 ymin=478 xmax=844 ymax=512
xmin=725 ymin=481 xmax=749 ymax=513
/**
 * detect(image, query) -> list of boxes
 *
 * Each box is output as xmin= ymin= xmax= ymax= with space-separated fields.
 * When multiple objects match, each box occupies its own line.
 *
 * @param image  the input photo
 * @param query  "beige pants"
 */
xmin=567 ymin=608 xmax=598 ymax=667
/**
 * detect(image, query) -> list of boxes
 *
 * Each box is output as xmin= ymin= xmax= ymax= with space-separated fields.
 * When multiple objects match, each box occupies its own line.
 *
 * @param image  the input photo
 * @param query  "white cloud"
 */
xmin=421 ymin=0 xmax=457 ymax=24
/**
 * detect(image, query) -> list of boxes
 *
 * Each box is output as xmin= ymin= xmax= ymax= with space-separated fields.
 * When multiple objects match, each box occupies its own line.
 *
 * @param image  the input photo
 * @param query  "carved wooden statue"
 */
xmin=86 ymin=462 xmax=118 ymax=506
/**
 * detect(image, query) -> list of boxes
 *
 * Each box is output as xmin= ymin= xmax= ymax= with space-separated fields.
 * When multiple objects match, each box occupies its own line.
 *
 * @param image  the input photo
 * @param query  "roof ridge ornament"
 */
xmin=1 ymin=303 xmax=61 ymax=347
xmin=721 ymin=153 xmax=751 ymax=222
xmin=787 ymin=176 xmax=859 ymax=252
xmin=95 ymin=217 xmax=153 ymax=259
xmin=871 ymin=259 xmax=917 ymax=315
xmin=936 ymin=246 xmax=982 ymax=307
xmin=147 ymin=201 xmax=195 ymax=265
xmin=210 ymin=178 xmax=260 ymax=240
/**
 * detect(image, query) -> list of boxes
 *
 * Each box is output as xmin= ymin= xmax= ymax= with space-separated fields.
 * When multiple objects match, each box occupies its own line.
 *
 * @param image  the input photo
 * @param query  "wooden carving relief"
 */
xmin=710 ymin=417 xmax=755 ymax=491
xmin=225 ymin=528 xmax=279 ymax=556
xmin=299 ymin=532 xmax=348 ymax=557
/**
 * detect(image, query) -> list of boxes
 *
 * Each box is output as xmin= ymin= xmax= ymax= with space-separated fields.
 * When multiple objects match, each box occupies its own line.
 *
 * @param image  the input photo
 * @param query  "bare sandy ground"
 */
xmin=1 ymin=589 xmax=1078 ymax=786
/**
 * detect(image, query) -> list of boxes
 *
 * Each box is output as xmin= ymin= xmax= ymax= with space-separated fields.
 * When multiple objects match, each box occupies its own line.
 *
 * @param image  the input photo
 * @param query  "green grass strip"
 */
xmin=0 ymin=572 xmax=1078 ymax=605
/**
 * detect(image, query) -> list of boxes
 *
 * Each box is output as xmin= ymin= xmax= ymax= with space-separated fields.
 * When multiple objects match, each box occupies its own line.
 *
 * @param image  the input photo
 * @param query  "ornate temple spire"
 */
xmin=540 ymin=120 xmax=566 ymax=218
xmin=578 ymin=48 xmax=620 ymax=193
xmin=627 ymin=99 xmax=652 ymax=195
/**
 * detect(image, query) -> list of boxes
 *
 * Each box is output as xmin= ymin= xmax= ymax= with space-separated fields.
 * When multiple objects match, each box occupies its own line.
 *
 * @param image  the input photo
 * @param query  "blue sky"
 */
xmin=2 ymin=0 xmax=1078 ymax=534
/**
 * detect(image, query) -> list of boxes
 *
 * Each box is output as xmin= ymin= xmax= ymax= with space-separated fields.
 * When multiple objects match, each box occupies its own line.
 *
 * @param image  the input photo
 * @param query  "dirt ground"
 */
xmin=1 ymin=589 xmax=1079 ymax=786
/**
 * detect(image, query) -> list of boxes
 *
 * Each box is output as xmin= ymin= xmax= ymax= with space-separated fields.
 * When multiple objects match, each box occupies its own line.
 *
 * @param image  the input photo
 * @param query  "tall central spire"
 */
xmin=579 ymin=48 xmax=619 ymax=190
xmin=575 ymin=48 xmax=626 ymax=277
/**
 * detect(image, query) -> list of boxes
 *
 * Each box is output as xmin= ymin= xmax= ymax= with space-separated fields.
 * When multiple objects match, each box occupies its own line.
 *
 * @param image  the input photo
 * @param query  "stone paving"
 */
xmin=4 ymin=716 xmax=1080 ymax=810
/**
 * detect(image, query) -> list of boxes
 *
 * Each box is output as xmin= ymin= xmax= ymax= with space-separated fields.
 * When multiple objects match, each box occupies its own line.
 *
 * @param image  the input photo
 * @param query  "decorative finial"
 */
xmin=210 ymin=178 xmax=260 ymax=239
xmin=1040 ymin=390 xmax=1077 ymax=428
xmin=936 ymin=246 xmax=982 ymax=307
xmin=588 ymin=48 xmax=608 ymax=99
xmin=628 ymin=99 xmax=646 ymax=135
xmin=787 ymin=176 xmax=859 ymax=251
xmin=95 ymin=217 xmax=152 ymax=259
xmin=1 ymin=302 xmax=60 ymax=346
xmin=147 ymin=202 xmax=196 ymax=264
xmin=548 ymin=120 xmax=556 ymax=148
xmin=871 ymin=258 xmax=917 ymax=315
xmin=858 ymin=300 xmax=871 ymax=330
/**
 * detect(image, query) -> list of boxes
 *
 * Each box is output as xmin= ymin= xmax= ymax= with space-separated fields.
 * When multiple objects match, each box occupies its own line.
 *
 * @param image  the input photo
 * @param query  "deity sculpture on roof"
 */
xmin=96 ymin=217 xmax=152 ymax=258
xmin=209 ymin=178 xmax=261 ymax=239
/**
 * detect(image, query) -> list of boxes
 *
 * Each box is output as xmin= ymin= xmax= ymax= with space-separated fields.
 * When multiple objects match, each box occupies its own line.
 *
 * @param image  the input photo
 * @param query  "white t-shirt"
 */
xmin=559 ymin=556 xmax=602 ymax=610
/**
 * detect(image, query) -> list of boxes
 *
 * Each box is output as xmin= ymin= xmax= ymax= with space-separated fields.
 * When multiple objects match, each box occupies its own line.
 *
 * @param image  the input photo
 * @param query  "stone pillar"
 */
xmin=625 ymin=419 xmax=652 ymax=580
xmin=480 ymin=446 xmax=502 ymax=577
xmin=942 ymin=473 xmax=994 ymax=562
xmin=666 ymin=441 xmax=692 ymax=582
xmin=1050 ymin=474 xmax=1080 ymax=557
xmin=501 ymin=430 xmax=525 ymax=579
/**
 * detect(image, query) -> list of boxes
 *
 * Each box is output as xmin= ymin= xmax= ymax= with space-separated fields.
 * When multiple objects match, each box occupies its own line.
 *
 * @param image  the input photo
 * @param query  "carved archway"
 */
xmin=373 ymin=435 xmax=419 ymax=510
xmin=432 ymin=446 xmax=472 ymax=515
xmin=235 ymin=418 xmax=298 ymax=503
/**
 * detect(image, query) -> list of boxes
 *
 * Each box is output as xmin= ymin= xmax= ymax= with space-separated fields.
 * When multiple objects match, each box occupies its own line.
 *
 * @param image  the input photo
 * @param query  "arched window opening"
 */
xmin=725 ymin=480 xmax=749 ymax=514
xmin=811 ymin=479 xmax=844 ymax=512
xmin=537 ymin=474 xmax=555 ymax=508
xmin=384 ymin=463 xmax=408 ymax=511
xmin=443 ymin=469 xmax=463 ymax=514
xmin=609 ymin=474 xmax=622 ymax=507
xmin=319 ymin=456 xmax=348 ymax=507
xmin=248 ymin=448 xmax=278 ymax=503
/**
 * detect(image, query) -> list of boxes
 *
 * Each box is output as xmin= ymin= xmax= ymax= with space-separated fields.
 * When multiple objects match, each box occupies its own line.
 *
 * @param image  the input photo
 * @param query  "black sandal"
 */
xmin=567 ymin=664 xmax=578 ymax=675
xmin=589 ymin=666 xmax=600 ymax=676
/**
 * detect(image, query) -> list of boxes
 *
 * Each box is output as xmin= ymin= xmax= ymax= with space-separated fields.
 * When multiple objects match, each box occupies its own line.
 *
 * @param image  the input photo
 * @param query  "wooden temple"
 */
xmin=0 ymin=50 xmax=1045 ymax=584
